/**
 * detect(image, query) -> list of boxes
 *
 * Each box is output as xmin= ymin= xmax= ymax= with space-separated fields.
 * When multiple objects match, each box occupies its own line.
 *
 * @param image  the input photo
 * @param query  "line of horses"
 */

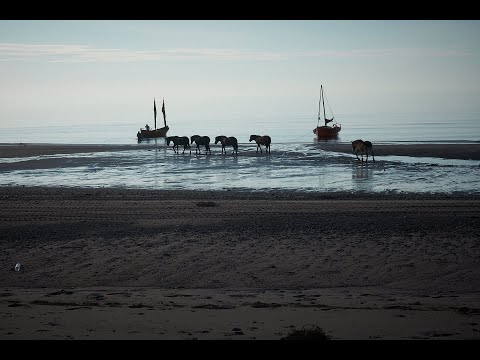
xmin=165 ymin=134 xmax=374 ymax=163
xmin=165 ymin=135 xmax=272 ymax=155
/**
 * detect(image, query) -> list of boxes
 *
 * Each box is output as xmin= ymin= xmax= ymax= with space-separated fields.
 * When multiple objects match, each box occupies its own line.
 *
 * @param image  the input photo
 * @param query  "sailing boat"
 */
xmin=137 ymin=98 xmax=169 ymax=141
xmin=312 ymin=85 xmax=341 ymax=139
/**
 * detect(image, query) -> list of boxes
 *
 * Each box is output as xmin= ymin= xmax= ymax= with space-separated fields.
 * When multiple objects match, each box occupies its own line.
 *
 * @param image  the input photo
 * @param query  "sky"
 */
xmin=0 ymin=20 xmax=479 ymax=129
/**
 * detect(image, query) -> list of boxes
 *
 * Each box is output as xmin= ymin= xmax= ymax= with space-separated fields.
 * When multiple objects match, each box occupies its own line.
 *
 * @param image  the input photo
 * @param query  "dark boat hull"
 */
xmin=313 ymin=124 xmax=341 ymax=139
xmin=137 ymin=126 xmax=169 ymax=140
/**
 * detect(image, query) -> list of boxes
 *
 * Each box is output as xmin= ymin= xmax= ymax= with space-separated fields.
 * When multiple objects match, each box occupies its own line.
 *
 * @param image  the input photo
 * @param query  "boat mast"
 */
xmin=162 ymin=98 xmax=167 ymax=127
xmin=317 ymin=86 xmax=321 ymax=127
xmin=322 ymin=86 xmax=327 ymax=126
xmin=154 ymin=98 xmax=157 ymax=130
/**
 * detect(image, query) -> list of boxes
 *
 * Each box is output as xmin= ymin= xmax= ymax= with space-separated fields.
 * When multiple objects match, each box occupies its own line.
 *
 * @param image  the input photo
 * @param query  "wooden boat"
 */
xmin=313 ymin=85 xmax=341 ymax=140
xmin=137 ymin=98 xmax=169 ymax=141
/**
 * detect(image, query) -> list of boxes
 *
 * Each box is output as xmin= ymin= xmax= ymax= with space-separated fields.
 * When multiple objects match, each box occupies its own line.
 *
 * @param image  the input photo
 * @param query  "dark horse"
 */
xmin=166 ymin=136 xmax=191 ymax=154
xmin=215 ymin=135 xmax=238 ymax=155
xmin=249 ymin=135 xmax=271 ymax=154
xmin=190 ymin=135 xmax=211 ymax=155
xmin=364 ymin=141 xmax=375 ymax=163
xmin=352 ymin=139 xmax=375 ymax=163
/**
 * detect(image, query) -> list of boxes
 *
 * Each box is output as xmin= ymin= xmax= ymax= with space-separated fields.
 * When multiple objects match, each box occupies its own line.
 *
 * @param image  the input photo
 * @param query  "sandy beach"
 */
xmin=1 ymin=143 xmax=480 ymax=340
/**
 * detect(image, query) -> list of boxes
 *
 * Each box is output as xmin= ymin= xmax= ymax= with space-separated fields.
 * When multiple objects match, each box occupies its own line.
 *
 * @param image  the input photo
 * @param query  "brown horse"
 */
xmin=352 ymin=139 xmax=375 ymax=163
xmin=190 ymin=135 xmax=211 ymax=155
xmin=167 ymin=136 xmax=191 ymax=154
xmin=215 ymin=135 xmax=238 ymax=155
xmin=364 ymin=140 xmax=375 ymax=163
xmin=249 ymin=135 xmax=271 ymax=154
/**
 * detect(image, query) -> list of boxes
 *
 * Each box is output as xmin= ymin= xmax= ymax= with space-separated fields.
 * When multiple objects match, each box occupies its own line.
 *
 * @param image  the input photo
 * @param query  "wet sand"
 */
xmin=1 ymin=142 xmax=480 ymax=160
xmin=1 ymin=185 xmax=479 ymax=340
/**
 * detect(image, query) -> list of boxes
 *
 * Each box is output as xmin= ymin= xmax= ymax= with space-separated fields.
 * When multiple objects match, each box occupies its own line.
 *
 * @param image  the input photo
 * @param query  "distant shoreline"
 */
xmin=1 ymin=142 xmax=480 ymax=160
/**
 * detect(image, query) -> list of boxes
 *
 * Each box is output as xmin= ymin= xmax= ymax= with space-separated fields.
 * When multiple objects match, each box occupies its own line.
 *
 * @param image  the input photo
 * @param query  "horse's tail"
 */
xmin=229 ymin=137 xmax=238 ymax=151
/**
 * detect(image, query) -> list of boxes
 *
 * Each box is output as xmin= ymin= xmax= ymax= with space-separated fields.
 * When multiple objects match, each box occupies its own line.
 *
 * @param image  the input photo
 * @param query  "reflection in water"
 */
xmin=352 ymin=163 xmax=374 ymax=179
xmin=351 ymin=163 xmax=374 ymax=193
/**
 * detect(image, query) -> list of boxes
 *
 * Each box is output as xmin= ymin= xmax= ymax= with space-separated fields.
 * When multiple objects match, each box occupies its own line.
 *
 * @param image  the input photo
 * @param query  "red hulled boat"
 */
xmin=313 ymin=85 xmax=341 ymax=140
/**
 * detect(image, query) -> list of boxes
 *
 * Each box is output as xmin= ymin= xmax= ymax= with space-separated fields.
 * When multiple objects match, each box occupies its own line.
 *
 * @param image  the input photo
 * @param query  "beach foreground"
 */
xmin=1 ymin=186 xmax=479 ymax=340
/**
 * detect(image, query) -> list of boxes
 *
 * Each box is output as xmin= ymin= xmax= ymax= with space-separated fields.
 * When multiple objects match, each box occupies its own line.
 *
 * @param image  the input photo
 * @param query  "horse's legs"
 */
xmin=356 ymin=149 xmax=363 ymax=162
xmin=361 ymin=148 xmax=366 ymax=162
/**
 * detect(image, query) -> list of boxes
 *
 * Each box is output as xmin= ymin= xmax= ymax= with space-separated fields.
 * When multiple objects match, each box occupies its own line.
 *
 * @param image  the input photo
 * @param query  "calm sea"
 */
xmin=1 ymin=112 xmax=479 ymax=194
xmin=1 ymin=111 xmax=480 ymax=145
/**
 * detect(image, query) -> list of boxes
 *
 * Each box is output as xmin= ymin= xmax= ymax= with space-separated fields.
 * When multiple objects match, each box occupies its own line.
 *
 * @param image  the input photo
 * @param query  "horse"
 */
xmin=190 ymin=135 xmax=211 ymax=155
xmin=215 ymin=135 xmax=238 ymax=155
xmin=352 ymin=139 xmax=375 ymax=163
xmin=166 ymin=136 xmax=191 ymax=154
xmin=363 ymin=141 xmax=375 ymax=163
xmin=249 ymin=135 xmax=271 ymax=154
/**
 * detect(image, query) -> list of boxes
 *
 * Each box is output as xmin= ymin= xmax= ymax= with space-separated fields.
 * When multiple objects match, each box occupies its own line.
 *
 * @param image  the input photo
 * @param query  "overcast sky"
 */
xmin=0 ymin=20 xmax=479 ymax=128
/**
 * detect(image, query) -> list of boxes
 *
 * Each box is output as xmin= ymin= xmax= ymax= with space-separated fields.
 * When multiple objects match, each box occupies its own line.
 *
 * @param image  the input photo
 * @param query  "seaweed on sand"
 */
xmin=281 ymin=325 xmax=330 ymax=341
xmin=196 ymin=201 xmax=217 ymax=207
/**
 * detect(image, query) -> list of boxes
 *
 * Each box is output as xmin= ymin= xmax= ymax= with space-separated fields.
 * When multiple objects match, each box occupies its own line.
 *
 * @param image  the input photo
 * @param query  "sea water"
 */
xmin=1 ymin=142 xmax=479 ymax=195
xmin=1 ymin=111 xmax=480 ymax=145
xmin=0 ymin=111 xmax=479 ymax=194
